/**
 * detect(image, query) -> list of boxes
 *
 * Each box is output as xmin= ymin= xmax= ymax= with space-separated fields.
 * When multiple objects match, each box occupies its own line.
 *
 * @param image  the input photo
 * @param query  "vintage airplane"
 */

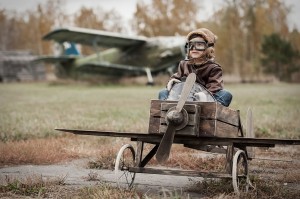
xmin=34 ymin=27 xmax=187 ymax=84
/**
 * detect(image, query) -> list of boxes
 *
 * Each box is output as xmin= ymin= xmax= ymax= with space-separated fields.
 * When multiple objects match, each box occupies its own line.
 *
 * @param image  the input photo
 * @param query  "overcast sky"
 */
xmin=0 ymin=0 xmax=299 ymax=31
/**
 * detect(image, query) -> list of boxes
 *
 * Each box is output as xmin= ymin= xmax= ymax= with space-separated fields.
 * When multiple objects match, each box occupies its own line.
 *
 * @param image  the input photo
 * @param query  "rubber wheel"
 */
xmin=114 ymin=144 xmax=136 ymax=189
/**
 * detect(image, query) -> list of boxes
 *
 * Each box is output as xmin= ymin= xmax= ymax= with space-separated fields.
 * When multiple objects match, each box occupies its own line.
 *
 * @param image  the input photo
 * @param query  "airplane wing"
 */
xmin=77 ymin=62 xmax=147 ymax=76
xmin=43 ymin=27 xmax=147 ymax=48
xmin=33 ymin=55 xmax=80 ymax=64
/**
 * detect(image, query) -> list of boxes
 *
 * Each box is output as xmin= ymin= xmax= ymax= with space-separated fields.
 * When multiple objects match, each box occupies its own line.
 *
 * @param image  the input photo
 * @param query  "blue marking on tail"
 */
xmin=64 ymin=42 xmax=79 ymax=55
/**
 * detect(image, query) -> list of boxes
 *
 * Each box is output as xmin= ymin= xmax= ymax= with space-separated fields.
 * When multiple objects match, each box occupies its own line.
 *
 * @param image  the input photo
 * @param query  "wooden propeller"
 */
xmin=156 ymin=73 xmax=196 ymax=163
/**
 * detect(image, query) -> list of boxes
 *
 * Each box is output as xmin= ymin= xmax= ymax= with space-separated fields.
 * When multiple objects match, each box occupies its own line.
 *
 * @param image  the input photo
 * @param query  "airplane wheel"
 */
xmin=115 ymin=144 xmax=136 ymax=189
xmin=232 ymin=150 xmax=250 ymax=194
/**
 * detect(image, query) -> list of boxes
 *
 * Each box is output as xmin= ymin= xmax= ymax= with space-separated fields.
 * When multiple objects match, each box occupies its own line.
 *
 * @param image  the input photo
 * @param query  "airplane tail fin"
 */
xmin=64 ymin=42 xmax=79 ymax=55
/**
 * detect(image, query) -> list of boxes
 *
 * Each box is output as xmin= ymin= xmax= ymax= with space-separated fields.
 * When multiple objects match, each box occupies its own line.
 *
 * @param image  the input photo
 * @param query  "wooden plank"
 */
xmin=199 ymin=120 xmax=215 ymax=136
xmin=57 ymin=128 xmax=300 ymax=146
xmin=159 ymin=125 xmax=198 ymax=136
xmin=151 ymin=100 xmax=217 ymax=119
xmin=194 ymin=105 xmax=201 ymax=136
xmin=216 ymin=121 xmax=239 ymax=137
xmin=140 ymin=145 xmax=159 ymax=167
xmin=150 ymin=100 xmax=162 ymax=117
xmin=198 ymin=120 xmax=239 ymax=137
xmin=216 ymin=104 xmax=239 ymax=126
xmin=135 ymin=141 xmax=144 ymax=167
xmin=225 ymin=145 xmax=234 ymax=174
xmin=150 ymin=100 xmax=161 ymax=109
xmin=151 ymin=101 xmax=239 ymax=125
xmin=184 ymin=144 xmax=227 ymax=153
xmin=198 ymin=102 xmax=217 ymax=119
xmin=160 ymin=112 xmax=198 ymax=126
xmin=150 ymin=108 xmax=161 ymax=117
xmin=198 ymin=102 xmax=239 ymax=127
xmin=161 ymin=103 xmax=198 ymax=113
xmin=129 ymin=167 xmax=232 ymax=178
xmin=150 ymin=119 xmax=238 ymax=137
xmin=148 ymin=117 xmax=160 ymax=134
xmin=150 ymin=100 xmax=239 ymax=128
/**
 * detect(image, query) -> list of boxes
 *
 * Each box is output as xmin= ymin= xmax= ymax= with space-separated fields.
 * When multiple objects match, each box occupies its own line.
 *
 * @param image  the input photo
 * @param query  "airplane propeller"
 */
xmin=156 ymin=73 xmax=196 ymax=163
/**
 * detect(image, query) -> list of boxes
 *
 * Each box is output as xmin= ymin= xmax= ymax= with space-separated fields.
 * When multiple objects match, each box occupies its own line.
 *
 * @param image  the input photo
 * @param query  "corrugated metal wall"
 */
xmin=0 ymin=51 xmax=46 ymax=82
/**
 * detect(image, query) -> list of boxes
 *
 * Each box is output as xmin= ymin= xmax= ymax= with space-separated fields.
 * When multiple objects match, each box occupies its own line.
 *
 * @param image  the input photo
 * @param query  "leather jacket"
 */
xmin=170 ymin=60 xmax=224 ymax=94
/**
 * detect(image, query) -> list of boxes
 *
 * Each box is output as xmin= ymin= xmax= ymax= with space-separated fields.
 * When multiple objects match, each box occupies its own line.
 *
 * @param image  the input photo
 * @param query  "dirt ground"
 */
xmin=1 ymin=146 xmax=299 ymax=198
xmin=0 ymin=158 xmax=206 ymax=198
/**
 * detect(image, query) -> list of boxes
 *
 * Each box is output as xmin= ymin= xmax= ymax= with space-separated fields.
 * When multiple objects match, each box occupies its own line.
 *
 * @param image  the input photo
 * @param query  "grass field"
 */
xmin=0 ymin=82 xmax=299 ymax=141
xmin=0 ymin=82 xmax=300 ymax=198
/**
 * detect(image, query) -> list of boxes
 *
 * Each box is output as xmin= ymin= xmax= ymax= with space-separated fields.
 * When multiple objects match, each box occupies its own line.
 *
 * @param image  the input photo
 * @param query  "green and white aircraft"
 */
xmin=35 ymin=27 xmax=187 ymax=84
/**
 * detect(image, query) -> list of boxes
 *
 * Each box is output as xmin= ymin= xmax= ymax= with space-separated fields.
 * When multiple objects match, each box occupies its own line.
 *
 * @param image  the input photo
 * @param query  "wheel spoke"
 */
xmin=115 ymin=144 xmax=136 ymax=189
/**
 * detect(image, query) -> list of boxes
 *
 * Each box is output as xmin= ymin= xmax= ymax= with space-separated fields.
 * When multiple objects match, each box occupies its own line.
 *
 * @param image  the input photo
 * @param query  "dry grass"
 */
xmin=249 ymin=146 xmax=300 ymax=184
xmin=228 ymin=83 xmax=300 ymax=139
xmin=165 ymin=145 xmax=225 ymax=171
xmin=137 ymin=144 xmax=226 ymax=172
xmin=0 ymin=135 xmax=124 ymax=166
xmin=0 ymin=175 xmax=188 ymax=199
xmin=0 ymin=174 xmax=66 ymax=197
xmin=0 ymin=82 xmax=300 ymax=198
xmin=0 ymin=174 xmax=143 ymax=199
xmin=0 ymin=136 xmax=79 ymax=165
xmin=75 ymin=184 xmax=143 ymax=199
xmin=188 ymin=177 xmax=300 ymax=199
xmin=87 ymin=143 xmax=226 ymax=172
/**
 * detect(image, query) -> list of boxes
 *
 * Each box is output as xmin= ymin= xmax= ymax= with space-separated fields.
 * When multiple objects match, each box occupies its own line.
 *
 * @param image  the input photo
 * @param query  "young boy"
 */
xmin=158 ymin=28 xmax=232 ymax=107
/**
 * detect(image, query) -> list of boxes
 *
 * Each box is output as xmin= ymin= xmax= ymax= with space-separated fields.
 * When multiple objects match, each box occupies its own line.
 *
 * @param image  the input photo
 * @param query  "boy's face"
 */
xmin=188 ymin=37 xmax=206 ymax=59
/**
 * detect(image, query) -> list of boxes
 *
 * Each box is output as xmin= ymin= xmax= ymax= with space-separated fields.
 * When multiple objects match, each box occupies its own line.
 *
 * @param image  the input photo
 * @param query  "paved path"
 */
xmin=0 ymin=159 xmax=204 ymax=197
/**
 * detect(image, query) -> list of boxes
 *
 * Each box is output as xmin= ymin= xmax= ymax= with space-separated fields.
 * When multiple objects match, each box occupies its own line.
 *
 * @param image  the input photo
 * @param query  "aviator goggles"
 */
xmin=187 ymin=41 xmax=207 ymax=51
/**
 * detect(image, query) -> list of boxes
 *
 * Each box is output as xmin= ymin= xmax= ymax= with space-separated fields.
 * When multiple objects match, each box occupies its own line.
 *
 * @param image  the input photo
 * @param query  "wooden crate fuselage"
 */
xmin=148 ymin=100 xmax=240 ymax=137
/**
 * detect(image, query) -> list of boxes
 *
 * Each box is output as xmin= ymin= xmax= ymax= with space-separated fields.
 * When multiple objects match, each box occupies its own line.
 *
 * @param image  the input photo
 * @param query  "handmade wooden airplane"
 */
xmin=57 ymin=73 xmax=300 ymax=194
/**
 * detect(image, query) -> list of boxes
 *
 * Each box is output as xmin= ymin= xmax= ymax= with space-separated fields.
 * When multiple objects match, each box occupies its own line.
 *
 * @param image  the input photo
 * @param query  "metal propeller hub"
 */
xmin=166 ymin=110 xmax=183 ymax=125
xmin=166 ymin=107 xmax=189 ymax=130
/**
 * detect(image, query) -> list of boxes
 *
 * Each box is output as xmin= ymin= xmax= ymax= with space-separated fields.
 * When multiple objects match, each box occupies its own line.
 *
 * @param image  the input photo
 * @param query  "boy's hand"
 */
xmin=194 ymin=92 xmax=207 ymax=102
xmin=167 ymin=79 xmax=181 ymax=91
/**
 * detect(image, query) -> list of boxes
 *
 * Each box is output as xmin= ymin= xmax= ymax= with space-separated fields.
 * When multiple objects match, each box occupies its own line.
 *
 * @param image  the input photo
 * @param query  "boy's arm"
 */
xmin=206 ymin=66 xmax=224 ymax=94
xmin=165 ymin=61 xmax=185 ymax=90
xmin=170 ymin=60 xmax=185 ymax=80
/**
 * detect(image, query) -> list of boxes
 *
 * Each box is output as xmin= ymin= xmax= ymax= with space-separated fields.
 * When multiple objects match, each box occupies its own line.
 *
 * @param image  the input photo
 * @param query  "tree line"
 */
xmin=1 ymin=0 xmax=299 ymax=82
